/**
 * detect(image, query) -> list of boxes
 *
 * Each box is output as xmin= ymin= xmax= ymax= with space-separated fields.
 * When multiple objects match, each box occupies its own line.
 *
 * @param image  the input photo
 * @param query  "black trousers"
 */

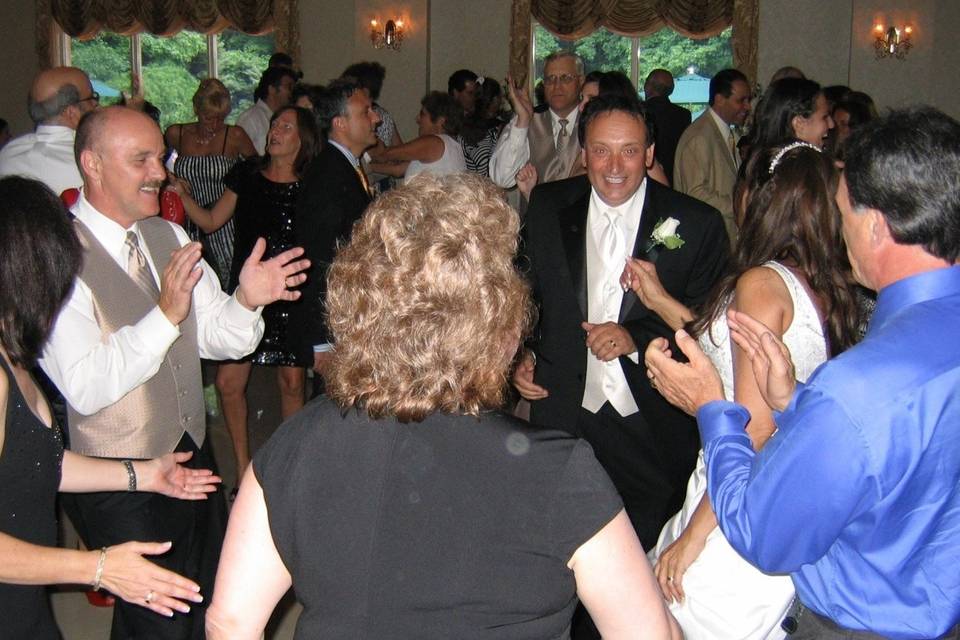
xmin=64 ymin=433 xmax=227 ymax=640
xmin=572 ymin=402 xmax=698 ymax=640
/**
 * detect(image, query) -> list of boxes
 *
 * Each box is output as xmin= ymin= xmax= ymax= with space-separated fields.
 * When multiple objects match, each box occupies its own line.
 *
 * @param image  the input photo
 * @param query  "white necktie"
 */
xmin=600 ymin=209 xmax=624 ymax=272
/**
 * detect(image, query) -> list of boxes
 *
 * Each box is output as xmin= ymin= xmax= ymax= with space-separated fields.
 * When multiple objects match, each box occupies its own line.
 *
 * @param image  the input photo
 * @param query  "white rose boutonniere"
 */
xmin=650 ymin=217 xmax=684 ymax=250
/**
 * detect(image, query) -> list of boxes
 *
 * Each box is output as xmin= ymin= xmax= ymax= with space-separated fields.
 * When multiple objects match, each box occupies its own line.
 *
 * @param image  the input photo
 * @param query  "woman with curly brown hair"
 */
xmin=207 ymin=173 xmax=680 ymax=639
xmin=629 ymin=143 xmax=860 ymax=639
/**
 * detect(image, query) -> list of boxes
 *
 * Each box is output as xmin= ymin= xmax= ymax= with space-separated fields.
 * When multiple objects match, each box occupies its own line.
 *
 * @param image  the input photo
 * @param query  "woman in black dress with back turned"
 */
xmin=171 ymin=106 xmax=319 ymax=480
xmin=0 ymin=177 xmax=222 ymax=639
xmin=206 ymin=174 xmax=681 ymax=639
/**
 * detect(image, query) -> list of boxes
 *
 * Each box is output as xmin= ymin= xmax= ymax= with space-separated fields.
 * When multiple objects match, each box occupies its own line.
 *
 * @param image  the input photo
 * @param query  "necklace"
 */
xmin=193 ymin=124 xmax=219 ymax=147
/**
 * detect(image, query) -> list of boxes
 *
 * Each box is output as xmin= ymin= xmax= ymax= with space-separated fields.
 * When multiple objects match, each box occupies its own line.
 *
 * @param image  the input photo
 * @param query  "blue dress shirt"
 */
xmin=697 ymin=265 xmax=960 ymax=639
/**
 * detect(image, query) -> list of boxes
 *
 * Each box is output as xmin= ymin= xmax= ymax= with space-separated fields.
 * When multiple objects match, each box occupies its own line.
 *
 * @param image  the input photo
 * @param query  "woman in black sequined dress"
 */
xmin=172 ymin=106 xmax=320 ymax=477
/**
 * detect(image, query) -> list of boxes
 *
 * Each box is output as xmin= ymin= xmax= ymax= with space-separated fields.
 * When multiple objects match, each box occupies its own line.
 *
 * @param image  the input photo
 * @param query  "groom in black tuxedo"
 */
xmin=515 ymin=94 xmax=729 ymax=551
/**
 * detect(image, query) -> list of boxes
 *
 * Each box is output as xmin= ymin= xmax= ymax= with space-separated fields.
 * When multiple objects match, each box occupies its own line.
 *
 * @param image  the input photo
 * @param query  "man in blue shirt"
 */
xmin=644 ymin=106 xmax=960 ymax=640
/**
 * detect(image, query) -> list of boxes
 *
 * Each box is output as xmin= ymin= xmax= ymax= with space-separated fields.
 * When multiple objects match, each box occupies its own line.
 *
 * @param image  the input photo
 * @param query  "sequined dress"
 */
xmin=0 ymin=356 xmax=64 ymax=639
xmin=224 ymin=160 xmax=306 ymax=367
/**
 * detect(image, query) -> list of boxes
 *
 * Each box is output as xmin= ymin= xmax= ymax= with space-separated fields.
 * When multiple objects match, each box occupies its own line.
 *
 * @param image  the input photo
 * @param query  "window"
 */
xmin=65 ymin=29 xmax=275 ymax=130
xmin=532 ymin=22 xmax=733 ymax=117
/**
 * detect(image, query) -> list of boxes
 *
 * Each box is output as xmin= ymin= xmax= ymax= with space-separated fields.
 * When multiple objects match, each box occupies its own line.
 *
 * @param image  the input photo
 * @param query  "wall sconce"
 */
xmin=874 ymin=23 xmax=912 ymax=60
xmin=370 ymin=18 xmax=404 ymax=50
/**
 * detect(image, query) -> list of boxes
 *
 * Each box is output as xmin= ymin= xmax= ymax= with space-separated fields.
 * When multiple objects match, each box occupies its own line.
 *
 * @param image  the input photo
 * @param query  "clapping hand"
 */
xmin=141 ymin=451 xmax=221 ymax=500
xmin=516 ymin=163 xmax=538 ymax=200
xmin=726 ymin=309 xmax=797 ymax=412
xmin=644 ymin=330 xmax=724 ymax=415
xmin=235 ymin=238 xmax=310 ymax=310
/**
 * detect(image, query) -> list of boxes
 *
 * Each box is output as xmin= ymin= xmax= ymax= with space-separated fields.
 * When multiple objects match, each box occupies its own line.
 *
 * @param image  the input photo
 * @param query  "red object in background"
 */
xmin=85 ymin=590 xmax=115 ymax=607
xmin=160 ymin=190 xmax=186 ymax=226
xmin=60 ymin=188 xmax=80 ymax=208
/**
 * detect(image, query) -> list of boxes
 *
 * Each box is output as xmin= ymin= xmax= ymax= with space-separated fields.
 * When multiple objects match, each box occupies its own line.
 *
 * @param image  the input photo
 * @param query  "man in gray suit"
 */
xmin=490 ymin=51 xmax=585 ymax=203
xmin=674 ymin=68 xmax=752 ymax=244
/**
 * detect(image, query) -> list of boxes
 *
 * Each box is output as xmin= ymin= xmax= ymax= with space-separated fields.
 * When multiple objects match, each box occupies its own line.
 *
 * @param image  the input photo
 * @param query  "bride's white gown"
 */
xmin=649 ymin=261 xmax=828 ymax=640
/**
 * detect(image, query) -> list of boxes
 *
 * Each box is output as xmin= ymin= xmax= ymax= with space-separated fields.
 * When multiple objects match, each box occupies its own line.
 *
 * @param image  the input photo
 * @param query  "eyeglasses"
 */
xmin=543 ymin=74 xmax=578 ymax=86
xmin=76 ymin=91 xmax=100 ymax=106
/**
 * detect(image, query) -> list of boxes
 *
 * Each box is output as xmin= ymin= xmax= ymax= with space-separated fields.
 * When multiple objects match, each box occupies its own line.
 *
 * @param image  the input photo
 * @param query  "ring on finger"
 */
xmin=145 ymin=590 xmax=156 ymax=603
xmin=666 ymin=576 xmax=674 ymax=582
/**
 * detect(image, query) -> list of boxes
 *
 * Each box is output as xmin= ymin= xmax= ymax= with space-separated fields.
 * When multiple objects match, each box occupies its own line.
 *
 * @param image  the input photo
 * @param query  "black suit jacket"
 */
xmin=644 ymin=96 xmax=692 ymax=183
xmin=522 ymin=174 xmax=729 ymax=435
xmin=287 ymin=144 xmax=371 ymax=362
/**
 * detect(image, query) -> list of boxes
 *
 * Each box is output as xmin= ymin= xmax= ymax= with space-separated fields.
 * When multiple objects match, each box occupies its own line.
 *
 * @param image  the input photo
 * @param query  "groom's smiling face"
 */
xmin=582 ymin=110 xmax=655 ymax=207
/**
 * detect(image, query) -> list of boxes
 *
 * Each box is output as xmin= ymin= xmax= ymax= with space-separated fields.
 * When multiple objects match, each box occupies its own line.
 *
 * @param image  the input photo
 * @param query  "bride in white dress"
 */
xmin=622 ymin=142 xmax=861 ymax=639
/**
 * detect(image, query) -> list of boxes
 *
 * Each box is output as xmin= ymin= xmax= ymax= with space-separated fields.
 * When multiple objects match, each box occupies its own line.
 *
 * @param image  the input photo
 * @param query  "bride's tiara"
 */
xmin=769 ymin=141 xmax=821 ymax=174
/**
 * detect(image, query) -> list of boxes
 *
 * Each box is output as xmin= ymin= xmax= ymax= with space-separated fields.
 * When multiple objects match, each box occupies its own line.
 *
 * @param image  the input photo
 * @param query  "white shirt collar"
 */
xmin=34 ymin=124 xmax=77 ymax=140
xmin=327 ymin=139 xmax=359 ymax=167
xmin=588 ymin=178 xmax=647 ymax=243
xmin=74 ymin=192 xmax=143 ymax=265
xmin=708 ymin=107 xmax=734 ymax=140
xmin=549 ymin=107 xmax=580 ymax=134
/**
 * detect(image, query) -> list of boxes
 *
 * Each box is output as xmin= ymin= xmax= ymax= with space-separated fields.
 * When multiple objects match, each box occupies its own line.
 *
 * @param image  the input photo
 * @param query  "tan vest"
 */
xmin=68 ymin=217 xmax=204 ymax=459
xmin=528 ymin=109 xmax=583 ymax=184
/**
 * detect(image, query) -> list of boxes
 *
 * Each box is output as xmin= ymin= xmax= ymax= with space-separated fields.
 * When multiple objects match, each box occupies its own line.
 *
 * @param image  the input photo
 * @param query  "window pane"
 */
xmin=638 ymin=27 xmax=733 ymax=116
xmin=218 ymin=30 xmax=275 ymax=124
xmin=533 ymin=24 xmax=631 ymax=79
xmin=71 ymin=33 xmax=131 ymax=106
xmin=140 ymin=31 xmax=208 ymax=130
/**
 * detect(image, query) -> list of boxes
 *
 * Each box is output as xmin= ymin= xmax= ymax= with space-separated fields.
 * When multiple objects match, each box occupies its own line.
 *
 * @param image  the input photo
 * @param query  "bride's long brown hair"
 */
xmin=691 ymin=144 xmax=860 ymax=354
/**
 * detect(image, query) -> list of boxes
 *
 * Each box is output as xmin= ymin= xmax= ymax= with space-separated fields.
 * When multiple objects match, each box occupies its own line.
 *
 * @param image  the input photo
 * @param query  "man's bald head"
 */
xmin=643 ymin=69 xmax=675 ymax=99
xmin=74 ymin=105 xmax=157 ymax=181
xmin=28 ymin=67 xmax=96 ymax=128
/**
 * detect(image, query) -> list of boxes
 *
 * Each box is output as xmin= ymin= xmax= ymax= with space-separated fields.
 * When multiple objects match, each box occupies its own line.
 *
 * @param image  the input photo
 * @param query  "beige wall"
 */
xmin=759 ymin=0 xmax=960 ymax=119
xmin=298 ymin=0 xmax=510 ymax=141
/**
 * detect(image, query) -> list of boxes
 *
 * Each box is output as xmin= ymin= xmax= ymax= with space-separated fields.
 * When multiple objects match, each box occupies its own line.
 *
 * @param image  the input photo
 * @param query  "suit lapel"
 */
xmin=619 ymin=180 xmax=663 ymax=321
xmin=558 ymin=193 xmax=590 ymax=321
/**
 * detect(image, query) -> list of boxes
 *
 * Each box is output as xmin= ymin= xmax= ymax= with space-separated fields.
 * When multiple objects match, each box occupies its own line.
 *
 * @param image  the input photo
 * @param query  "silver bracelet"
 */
xmin=91 ymin=547 xmax=107 ymax=591
xmin=121 ymin=459 xmax=137 ymax=492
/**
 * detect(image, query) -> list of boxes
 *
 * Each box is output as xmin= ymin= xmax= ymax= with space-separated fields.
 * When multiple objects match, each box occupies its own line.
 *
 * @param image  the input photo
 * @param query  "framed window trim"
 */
xmin=57 ymin=30 xmax=221 ymax=84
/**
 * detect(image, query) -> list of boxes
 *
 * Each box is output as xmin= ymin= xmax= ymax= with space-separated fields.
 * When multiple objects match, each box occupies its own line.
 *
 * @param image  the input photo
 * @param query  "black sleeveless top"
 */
xmin=0 ymin=356 xmax=65 ymax=639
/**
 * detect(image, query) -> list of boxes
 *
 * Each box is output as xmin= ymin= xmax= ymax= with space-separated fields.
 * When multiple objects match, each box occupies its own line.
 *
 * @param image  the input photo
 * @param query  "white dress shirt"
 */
xmin=39 ymin=194 xmax=264 ymax=415
xmin=236 ymin=99 xmax=273 ymax=155
xmin=488 ymin=108 xmax=580 ymax=188
xmin=0 ymin=125 xmax=82 ymax=195
xmin=581 ymin=183 xmax=646 ymax=416
xmin=708 ymin=107 xmax=738 ymax=165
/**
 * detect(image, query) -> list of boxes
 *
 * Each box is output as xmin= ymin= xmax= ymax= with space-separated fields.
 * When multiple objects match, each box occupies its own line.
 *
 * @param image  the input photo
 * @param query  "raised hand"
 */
xmin=235 ymin=238 xmax=310 ymax=310
xmin=140 ymin=451 xmax=222 ymax=500
xmin=644 ymin=329 xmax=724 ymax=415
xmin=158 ymin=242 xmax=204 ymax=325
xmin=582 ymin=321 xmax=636 ymax=362
xmin=726 ymin=309 xmax=797 ymax=411
xmin=506 ymin=74 xmax=534 ymax=128
xmin=97 ymin=541 xmax=204 ymax=617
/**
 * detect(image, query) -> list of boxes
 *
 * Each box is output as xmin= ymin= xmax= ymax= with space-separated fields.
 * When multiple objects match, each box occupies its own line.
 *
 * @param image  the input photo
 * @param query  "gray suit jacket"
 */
xmin=673 ymin=111 xmax=738 ymax=244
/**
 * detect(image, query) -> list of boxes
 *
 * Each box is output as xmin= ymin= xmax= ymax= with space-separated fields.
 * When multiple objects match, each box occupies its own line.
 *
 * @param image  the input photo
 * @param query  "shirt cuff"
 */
xmin=226 ymin=293 xmax=263 ymax=325
xmin=314 ymin=343 xmax=334 ymax=353
xmin=143 ymin=306 xmax=181 ymax=348
xmin=697 ymin=400 xmax=751 ymax=445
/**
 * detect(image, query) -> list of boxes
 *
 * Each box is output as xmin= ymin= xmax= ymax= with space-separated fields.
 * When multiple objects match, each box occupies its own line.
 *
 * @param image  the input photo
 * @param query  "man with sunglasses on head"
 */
xmin=0 ymin=66 xmax=99 ymax=195
xmin=490 ymin=51 xmax=585 ymax=207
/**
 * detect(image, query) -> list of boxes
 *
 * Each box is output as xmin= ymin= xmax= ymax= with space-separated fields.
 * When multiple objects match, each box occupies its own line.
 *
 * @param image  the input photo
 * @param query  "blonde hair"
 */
xmin=325 ymin=173 xmax=531 ymax=422
xmin=192 ymin=78 xmax=231 ymax=117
